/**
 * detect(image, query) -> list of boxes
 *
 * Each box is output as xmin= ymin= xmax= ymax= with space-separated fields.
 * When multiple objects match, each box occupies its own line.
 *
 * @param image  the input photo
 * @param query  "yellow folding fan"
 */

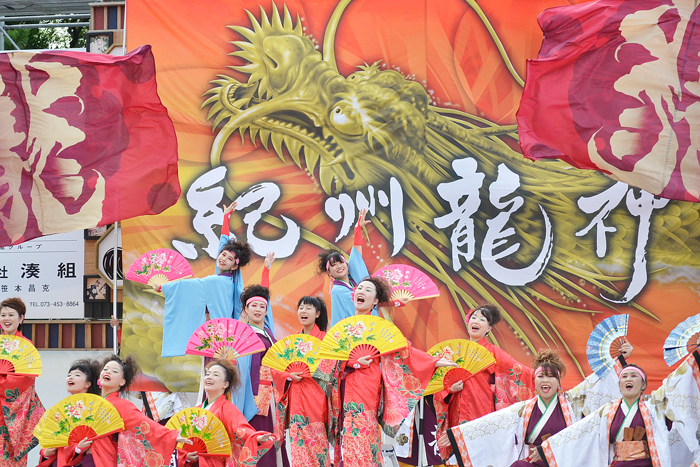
xmin=166 ymin=407 xmax=232 ymax=457
xmin=262 ymin=335 xmax=323 ymax=377
xmin=35 ymin=394 xmax=124 ymax=448
xmin=424 ymin=339 xmax=496 ymax=396
xmin=0 ymin=335 xmax=42 ymax=376
xmin=319 ymin=315 xmax=407 ymax=361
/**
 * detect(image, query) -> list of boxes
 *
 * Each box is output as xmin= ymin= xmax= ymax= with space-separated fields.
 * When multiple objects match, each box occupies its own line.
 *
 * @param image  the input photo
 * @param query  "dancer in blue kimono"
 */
xmin=318 ymin=208 xmax=375 ymax=326
xmin=159 ymin=201 xmax=274 ymax=357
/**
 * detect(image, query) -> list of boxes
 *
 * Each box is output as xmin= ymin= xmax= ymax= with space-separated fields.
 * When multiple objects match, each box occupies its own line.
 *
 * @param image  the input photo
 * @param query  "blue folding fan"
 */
xmin=663 ymin=314 xmax=700 ymax=366
xmin=586 ymin=314 xmax=629 ymax=379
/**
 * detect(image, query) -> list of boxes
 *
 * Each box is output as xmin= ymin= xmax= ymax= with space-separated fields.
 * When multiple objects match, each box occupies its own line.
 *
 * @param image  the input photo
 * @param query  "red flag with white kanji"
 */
xmin=517 ymin=0 xmax=700 ymax=201
xmin=0 ymin=45 xmax=180 ymax=246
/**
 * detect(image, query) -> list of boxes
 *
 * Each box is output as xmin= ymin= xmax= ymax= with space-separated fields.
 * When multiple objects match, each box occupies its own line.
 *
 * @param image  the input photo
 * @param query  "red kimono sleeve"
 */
xmin=219 ymin=398 xmax=275 ymax=467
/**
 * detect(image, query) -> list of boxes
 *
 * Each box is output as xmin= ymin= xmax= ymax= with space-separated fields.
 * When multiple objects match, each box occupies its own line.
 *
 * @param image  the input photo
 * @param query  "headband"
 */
xmin=326 ymin=255 xmax=346 ymax=271
xmin=246 ymin=296 xmax=268 ymax=307
xmin=534 ymin=366 xmax=560 ymax=379
xmin=222 ymin=250 xmax=240 ymax=264
xmin=620 ymin=366 xmax=646 ymax=382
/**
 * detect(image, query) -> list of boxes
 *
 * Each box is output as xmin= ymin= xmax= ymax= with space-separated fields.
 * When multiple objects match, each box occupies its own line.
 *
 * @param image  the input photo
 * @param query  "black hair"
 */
xmin=221 ymin=240 xmax=252 ymax=268
xmin=297 ymin=296 xmax=329 ymax=332
xmin=1 ymin=297 xmax=26 ymax=331
xmin=205 ymin=359 xmax=242 ymax=399
xmin=469 ymin=304 xmax=502 ymax=327
xmin=240 ymin=284 xmax=271 ymax=308
xmin=101 ymin=354 xmax=140 ymax=392
xmin=357 ymin=276 xmax=392 ymax=306
xmin=317 ymin=249 xmax=346 ymax=274
xmin=533 ymin=349 xmax=566 ymax=380
xmin=68 ymin=359 xmax=101 ymax=395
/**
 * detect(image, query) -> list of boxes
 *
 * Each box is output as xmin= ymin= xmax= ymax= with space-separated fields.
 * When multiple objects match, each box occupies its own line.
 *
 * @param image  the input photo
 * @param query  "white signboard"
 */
xmin=0 ymin=230 xmax=85 ymax=319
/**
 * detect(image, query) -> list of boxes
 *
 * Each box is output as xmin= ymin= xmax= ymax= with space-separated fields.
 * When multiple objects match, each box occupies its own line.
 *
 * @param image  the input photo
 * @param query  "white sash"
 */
xmin=615 ymin=399 xmax=639 ymax=442
xmin=528 ymin=396 xmax=559 ymax=444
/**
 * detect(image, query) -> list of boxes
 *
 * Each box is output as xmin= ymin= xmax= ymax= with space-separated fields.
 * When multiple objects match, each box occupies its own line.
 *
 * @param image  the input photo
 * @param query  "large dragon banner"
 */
xmin=123 ymin=0 xmax=700 ymax=392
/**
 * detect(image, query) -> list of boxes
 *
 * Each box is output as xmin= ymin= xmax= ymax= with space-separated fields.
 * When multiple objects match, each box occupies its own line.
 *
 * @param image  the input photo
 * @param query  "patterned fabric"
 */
xmin=0 ymin=373 xmax=44 ymax=467
xmin=289 ymin=419 xmax=329 ymax=466
xmin=341 ymin=407 xmax=382 ymax=467
xmin=92 ymin=392 xmax=178 ymax=467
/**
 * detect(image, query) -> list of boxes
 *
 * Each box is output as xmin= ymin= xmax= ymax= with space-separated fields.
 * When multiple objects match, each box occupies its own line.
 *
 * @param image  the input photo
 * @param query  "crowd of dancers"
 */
xmin=1 ymin=202 xmax=699 ymax=467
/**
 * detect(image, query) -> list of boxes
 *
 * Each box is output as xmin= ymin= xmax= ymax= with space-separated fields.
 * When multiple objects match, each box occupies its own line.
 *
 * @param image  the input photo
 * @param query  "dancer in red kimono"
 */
xmin=239 ymin=280 xmax=283 ymax=467
xmin=0 ymin=297 xmax=45 ymax=467
xmin=270 ymin=296 xmax=331 ymax=466
xmin=315 ymin=277 xmax=456 ymax=467
xmin=433 ymin=304 xmax=535 ymax=462
xmin=181 ymin=359 xmax=275 ymax=467
xmin=91 ymin=355 xmax=191 ymax=467
xmin=38 ymin=359 xmax=101 ymax=467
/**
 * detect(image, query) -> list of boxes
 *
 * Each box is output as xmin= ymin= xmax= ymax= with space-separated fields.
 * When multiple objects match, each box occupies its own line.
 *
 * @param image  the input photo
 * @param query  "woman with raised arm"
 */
xmin=160 ymin=202 xmax=273 ymax=358
xmin=539 ymin=358 xmax=700 ymax=467
xmin=91 ymin=355 xmax=191 ymax=467
xmin=318 ymin=209 xmax=374 ymax=326
xmin=429 ymin=304 xmax=536 ymax=462
xmin=444 ymin=345 xmax=632 ymax=467
xmin=0 ymin=297 xmax=45 ymax=467
xmin=314 ymin=277 xmax=456 ymax=467
xmin=180 ymin=359 xmax=275 ymax=467
xmin=270 ymin=296 xmax=331 ymax=465
xmin=38 ymin=359 xmax=101 ymax=467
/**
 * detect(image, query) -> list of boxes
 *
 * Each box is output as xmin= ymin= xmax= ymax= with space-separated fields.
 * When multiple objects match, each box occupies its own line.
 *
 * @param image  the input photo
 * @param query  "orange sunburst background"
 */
xmin=123 ymin=0 xmax=700 ymax=393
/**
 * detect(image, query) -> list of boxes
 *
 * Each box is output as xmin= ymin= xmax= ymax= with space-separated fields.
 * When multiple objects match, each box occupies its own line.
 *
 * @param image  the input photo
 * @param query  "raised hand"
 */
xmin=357 ymin=208 xmax=371 ymax=228
xmin=264 ymin=251 xmax=276 ymax=270
xmin=619 ymin=338 xmax=633 ymax=359
xmin=223 ymin=201 xmax=238 ymax=216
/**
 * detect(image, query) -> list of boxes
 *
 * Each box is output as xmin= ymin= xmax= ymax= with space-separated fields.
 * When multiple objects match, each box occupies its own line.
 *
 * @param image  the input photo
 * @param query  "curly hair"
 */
xmin=68 ymin=359 xmax=101 ymax=395
xmin=206 ymin=358 xmax=242 ymax=399
xmin=101 ymin=354 xmax=140 ymax=392
xmin=220 ymin=240 xmax=252 ymax=268
xmin=317 ymin=249 xmax=346 ymax=274
xmin=297 ymin=296 xmax=329 ymax=332
xmin=468 ymin=304 xmax=502 ymax=327
xmin=533 ymin=349 xmax=566 ymax=380
xmin=357 ymin=276 xmax=392 ymax=306
xmin=240 ymin=284 xmax=271 ymax=309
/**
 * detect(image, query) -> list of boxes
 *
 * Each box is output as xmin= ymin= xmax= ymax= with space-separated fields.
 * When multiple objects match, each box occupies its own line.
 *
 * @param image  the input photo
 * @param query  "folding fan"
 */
xmin=424 ymin=339 xmax=496 ymax=396
xmin=319 ymin=315 xmax=407 ymax=361
xmin=262 ymin=335 xmax=323 ymax=377
xmin=186 ymin=318 xmax=265 ymax=361
xmin=0 ymin=335 xmax=42 ymax=376
xmin=126 ymin=249 xmax=194 ymax=288
xmin=166 ymin=408 xmax=232 ymax=457
xmin=586 ymin=314 xmax=629 ymax=378
xmin=35 ymin=394 xmax=124 ymax=448
xmin=663 ymin=314 xmax=700 ymax=366
xmin=373 ymin=264 xmax=439 ymax=306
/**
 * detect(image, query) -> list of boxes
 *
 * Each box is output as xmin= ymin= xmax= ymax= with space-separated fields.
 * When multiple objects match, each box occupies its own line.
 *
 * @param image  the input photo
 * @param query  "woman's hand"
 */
xmin=450 ymin=380 xmax=464 ymax=393
xmin=528 ymin=446 xmax=542 ymax=462
xmin=289 ymin=371 xmax=303 ymax=382
xmin=264 ymin=251 xmax=275 ymax=270
xmin=223 ymin=202 xmax=238 ymax=216
xmin=357 ymin=355 xmax=374 ymax=367
xmin=437 ymin=434 xmax=451 ymax=448
xmin=357 ymin=208 xmax=371 ymax=228
xmin=43 ymin=448 xmax=57 ymax=457
xmin=435 ymin=357 xmax=458 ymax=368
xmin=177 ymin=436 xmax=194 ymax=445
xmin=619 ymin=339 xmax=633 ymax=359
xmin=257 ymin=433 xmax=274 ymax=443
xmin=77 ymin=437 xmax=93 ymax=450
xmin=186 ymin=451 xmax=199 ymax=462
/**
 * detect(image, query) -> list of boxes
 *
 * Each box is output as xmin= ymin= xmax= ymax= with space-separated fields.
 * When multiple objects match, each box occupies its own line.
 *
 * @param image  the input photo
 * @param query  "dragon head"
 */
xmin=204 ymin=3 xmax=437 ymax=195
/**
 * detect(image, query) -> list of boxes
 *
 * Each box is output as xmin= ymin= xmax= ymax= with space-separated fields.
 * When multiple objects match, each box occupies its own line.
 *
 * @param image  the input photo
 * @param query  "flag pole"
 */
xmin=113 ymin=220 xmax=119 ymax=355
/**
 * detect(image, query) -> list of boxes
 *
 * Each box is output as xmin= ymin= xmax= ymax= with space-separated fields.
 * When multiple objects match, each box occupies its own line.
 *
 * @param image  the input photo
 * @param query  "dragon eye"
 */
xmin=330 ymin=104 xmax=363 ymax=136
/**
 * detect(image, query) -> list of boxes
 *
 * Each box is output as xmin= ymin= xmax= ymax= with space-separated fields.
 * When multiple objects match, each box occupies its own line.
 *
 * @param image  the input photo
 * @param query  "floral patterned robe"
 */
xmin=91 ymin=392 xmax=178 ymax=467
xmin=0 ymin=333 xmax=45 ymax=467
xmin=271 ymin=326 xmax=330 ymax=467
xmin=433 ymin=338 xmax=534 ymax=461
xmin=314 ymin=341 xmax=438 ymax=467
xmin=179 ymin=396 xmax=275 ymax=467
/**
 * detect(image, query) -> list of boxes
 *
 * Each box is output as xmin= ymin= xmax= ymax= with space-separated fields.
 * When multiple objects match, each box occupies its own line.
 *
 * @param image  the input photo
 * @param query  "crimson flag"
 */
xmin=518 ymin=0 xmax=700 ymax=201
xmin=0 ymin=45 xmax=180 ymax=246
